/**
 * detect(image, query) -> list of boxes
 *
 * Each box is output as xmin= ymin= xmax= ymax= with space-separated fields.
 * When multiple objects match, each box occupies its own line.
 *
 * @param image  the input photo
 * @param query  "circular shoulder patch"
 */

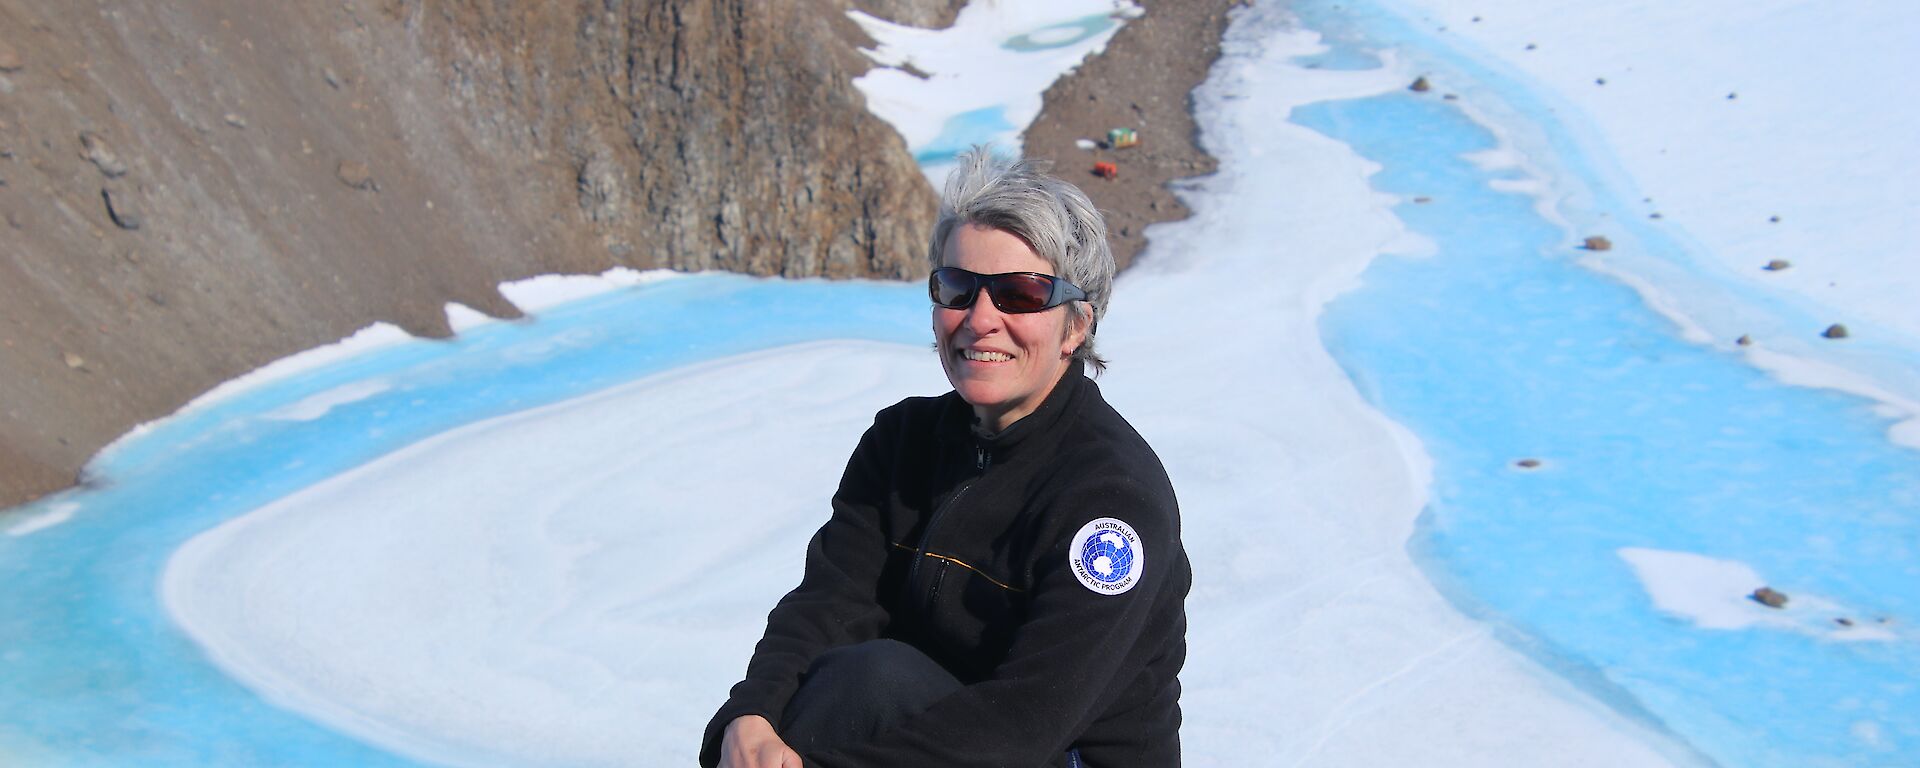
xmin=1067 ymin=517 xmax=1146 ymax=595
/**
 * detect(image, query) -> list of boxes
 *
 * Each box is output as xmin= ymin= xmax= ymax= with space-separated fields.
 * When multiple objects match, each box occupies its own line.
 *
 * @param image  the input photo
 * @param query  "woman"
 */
xmin=701 ymin=150 xmax=1190 ymax=767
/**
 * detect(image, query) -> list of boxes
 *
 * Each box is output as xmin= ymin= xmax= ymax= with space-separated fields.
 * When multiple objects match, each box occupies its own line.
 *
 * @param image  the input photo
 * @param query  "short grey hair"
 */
xmin=927 ymin=148 xmax=1116 ymax=373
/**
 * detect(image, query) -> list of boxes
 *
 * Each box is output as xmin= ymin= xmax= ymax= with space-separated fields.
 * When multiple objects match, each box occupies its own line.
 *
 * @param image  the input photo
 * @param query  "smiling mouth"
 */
xmin=961 ymin=349 xmax=1013 ymax=363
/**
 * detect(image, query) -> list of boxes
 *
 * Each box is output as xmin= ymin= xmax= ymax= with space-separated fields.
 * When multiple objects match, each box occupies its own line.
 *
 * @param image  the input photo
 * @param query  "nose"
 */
xmin=961 ymin=287 xmax=1007 ymax=334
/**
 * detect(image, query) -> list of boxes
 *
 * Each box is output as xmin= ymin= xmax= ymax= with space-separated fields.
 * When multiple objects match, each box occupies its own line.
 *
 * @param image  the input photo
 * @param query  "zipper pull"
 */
xmin=976 ymin=446 xmax=989 ymax=470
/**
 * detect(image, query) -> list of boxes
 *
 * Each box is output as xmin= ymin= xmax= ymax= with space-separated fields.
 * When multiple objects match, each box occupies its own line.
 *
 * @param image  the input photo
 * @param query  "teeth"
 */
xmin=963 ymin=349 xmax=1012 ymax=362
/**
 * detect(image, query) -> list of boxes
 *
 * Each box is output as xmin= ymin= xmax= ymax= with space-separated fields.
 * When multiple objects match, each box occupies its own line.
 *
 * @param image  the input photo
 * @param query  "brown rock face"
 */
xmin=431 ymin=0 xmax=941 ymax=279
xmin=0 ymin=0 xmax=950 ymax=508
xmin=849 ymin=0 xmax=963 ymax=30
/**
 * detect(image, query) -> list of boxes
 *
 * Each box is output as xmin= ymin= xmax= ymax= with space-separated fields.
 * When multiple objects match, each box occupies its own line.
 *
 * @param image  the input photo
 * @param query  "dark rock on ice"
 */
xmin=101 ymin=187 xmax=141 ymax=230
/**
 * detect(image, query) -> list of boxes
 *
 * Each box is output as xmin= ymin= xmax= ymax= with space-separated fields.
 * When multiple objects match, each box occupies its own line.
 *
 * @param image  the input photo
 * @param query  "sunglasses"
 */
xmin=929 ymin=267 xmax=1090 ymax=314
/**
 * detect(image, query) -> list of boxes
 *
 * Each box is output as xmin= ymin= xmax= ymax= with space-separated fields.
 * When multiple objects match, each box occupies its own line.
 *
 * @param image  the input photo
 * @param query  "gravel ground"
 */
xmin=1024 ymin=0 xmax=1242 ymax=272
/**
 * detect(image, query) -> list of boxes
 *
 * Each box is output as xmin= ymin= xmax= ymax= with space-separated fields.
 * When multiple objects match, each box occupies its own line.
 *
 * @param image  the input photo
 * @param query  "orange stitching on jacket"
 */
xmin=889 ymin=541 xmax=1025 ymax=592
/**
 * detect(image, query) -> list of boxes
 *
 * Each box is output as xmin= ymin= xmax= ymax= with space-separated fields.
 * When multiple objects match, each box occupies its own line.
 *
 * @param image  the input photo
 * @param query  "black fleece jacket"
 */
xmin=700 ymin=362 xmax=1190 ymax=767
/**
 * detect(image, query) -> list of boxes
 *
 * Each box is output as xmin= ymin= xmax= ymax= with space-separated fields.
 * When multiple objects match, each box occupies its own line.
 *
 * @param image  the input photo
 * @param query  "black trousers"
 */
xmin=779 ymin=638 xmax=959 ymax=752
xmin=779 ymin=639 xmax=1086 ymax=767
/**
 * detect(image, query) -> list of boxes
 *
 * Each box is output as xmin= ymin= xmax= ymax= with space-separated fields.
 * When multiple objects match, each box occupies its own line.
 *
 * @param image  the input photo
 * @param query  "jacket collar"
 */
xmin=937 ymin=359 xmax=1087 ymax=460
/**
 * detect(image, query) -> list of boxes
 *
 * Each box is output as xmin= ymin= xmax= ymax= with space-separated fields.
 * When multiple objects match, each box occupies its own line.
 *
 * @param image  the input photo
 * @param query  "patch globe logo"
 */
xmin=1068 ymin=517 xmax=1145 ymax=595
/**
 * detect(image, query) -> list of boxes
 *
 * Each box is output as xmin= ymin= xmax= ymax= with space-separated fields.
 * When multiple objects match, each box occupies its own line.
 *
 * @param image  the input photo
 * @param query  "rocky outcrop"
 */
xmin=1021 ymin=0 xmax=1236 ymax=272
xmin=426 ymin=0 xmax=943 ymax=278
xmin=0 ymin=0 xmax=953 ymax=507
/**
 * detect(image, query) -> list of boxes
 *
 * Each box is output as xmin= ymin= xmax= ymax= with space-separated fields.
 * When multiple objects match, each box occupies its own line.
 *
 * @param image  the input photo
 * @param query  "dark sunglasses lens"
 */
xmin=930 ymin=268 xmax=976 ymax=308
xmin=989 ymin=274 xmax=1055 ymax=313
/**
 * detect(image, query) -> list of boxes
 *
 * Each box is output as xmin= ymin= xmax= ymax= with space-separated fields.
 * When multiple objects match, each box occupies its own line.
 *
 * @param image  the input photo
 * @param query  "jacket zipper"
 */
xmin=910 ymin=445 xmax=991 ymax=595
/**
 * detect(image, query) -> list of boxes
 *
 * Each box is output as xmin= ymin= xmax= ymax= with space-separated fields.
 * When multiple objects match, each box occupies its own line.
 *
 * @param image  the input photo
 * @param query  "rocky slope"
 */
xmin=0 ymin=0 xmax=958 ymax=507
xmin=1023 ymin=0 xmax=1237 ymax=271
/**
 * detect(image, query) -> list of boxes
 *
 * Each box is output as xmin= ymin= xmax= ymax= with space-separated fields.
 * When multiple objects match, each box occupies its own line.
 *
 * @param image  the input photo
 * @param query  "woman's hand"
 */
xmin=719 ymin=715 xmax=803 ymax=768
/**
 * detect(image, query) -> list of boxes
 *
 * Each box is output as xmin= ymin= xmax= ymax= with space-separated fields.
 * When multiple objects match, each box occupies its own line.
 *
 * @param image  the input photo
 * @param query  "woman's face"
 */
xmin=934 ymin=223 xmax=1088 ymax=433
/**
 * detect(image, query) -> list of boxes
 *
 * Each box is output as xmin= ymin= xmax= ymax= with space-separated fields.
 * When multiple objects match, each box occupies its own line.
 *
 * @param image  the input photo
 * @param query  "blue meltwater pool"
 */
xmin=1290 ymin=1 xmax=1920 ymax=765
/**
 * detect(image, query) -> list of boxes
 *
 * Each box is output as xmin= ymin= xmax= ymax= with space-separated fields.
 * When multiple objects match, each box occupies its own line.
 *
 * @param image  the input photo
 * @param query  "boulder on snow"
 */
xmin=1751 ymin=587 xmax=1788 ymax=608
xmin=1582 ymin=235 xmax=1612 ymax=251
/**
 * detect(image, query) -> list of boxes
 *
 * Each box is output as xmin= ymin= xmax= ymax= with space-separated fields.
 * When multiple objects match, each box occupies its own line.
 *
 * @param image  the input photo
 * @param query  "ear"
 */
xmin=1059 ymin=303 xmax=1092 ymax=358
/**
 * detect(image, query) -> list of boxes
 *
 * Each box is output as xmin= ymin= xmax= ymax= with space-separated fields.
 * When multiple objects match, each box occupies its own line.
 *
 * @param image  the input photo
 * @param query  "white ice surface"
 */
xmin=164 ymin=9 xmax=1692 ymax=767
xmin=165 ymin=341 xmax=952 ymax=766
xmin=495 ymin=267 xmax=679 ymax=315
xmin=5 ymin=502 xmax=78 ymax=538
xmin=443 ymin=302 xmax=495 ymax=333
xmin=262 ymin=379 xmax=392 ymax=422
xmin=1391 ymin=0 xmax=1920 ymax=344
xmin=1386 ymin=0 xmax=1920 ymax=448
xmin=850 ymin=0 xmax=1134 ymax=185
xmin=1619 ymin=548 xmax=1896 ymax=642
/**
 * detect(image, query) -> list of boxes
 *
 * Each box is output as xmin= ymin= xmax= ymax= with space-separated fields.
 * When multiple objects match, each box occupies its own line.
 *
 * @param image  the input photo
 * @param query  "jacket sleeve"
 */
xmin=698 ymin=411 xmax=899 ymax=767
xmin=803 ymin=476 xmax=1179 ymax=768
